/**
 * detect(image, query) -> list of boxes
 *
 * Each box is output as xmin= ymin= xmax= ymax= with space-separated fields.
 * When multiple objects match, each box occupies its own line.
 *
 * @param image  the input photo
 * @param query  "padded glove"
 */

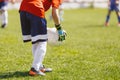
xmin=55 ymin=24 xmax=66 ymax=41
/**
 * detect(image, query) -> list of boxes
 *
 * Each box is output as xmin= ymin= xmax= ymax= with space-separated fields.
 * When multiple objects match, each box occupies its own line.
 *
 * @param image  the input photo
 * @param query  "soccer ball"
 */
xmin=47 ymin=28 xmax=59 ymax=45
xmin=47 ymin=27 xmax=65 ymax=45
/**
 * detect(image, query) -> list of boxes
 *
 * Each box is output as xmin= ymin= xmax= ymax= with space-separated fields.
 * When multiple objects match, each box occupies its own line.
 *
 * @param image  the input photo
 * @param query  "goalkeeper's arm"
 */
xmin=52 ymin=7 xmax=60 ymax=26
xmin=51 ymin=7 xmax=66 ymax=41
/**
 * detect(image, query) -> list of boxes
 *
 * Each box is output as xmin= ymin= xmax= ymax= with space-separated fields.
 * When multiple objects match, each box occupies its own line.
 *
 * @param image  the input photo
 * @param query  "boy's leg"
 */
xmin=105 ymin=10 xmax=111 ymax=26
xmin=29 ymin=42 xmax=47 ymax=76
xmin=31 ymin=42 xmax=47 ymax=71
xmin=115 ymin=11 xmax=120 ymax=26
xmin=0 ymin=9 xmax=8 ymax=28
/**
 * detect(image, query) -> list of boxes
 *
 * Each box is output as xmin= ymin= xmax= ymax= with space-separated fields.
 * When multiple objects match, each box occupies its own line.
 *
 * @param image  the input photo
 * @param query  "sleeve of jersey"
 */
xmin=52 ymin=0 xmax=62 ymax=8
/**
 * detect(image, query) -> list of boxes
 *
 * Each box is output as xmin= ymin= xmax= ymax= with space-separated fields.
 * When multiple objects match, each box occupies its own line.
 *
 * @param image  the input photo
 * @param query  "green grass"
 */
xmin=0 ymin=8 xmax=120 ymax=80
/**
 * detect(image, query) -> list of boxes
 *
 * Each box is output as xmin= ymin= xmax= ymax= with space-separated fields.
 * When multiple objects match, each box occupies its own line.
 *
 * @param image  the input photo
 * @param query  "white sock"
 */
xmin=1 ymin=10 xmax=8 ymax=25
xmin=32 ymin=42 xmax=47 ymax=71
xmin=32 ymin=43 xmax=38 ymax=57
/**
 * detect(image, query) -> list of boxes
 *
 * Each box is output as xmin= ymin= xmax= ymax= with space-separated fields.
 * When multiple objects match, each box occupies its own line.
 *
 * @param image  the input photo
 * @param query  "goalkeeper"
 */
xmin=19 ymin=0 xmax=66 ymax=76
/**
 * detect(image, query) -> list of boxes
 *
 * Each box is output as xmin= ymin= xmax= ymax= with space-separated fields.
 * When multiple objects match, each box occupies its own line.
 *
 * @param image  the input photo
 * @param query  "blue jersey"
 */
xmin=109 ymin=0 xmax=119 ymax=11
xmin=110 ymin=0 xmax=116 ymax=5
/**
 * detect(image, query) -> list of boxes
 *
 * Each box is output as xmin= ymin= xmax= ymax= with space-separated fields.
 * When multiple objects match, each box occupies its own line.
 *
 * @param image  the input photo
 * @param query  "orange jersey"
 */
xmin=19 ymin=0 xmax=62 ymax=18
xmin=19 ymin=0 xmax=45 ymax=18
xmin=43 ymin=0 xmax=62 ymax=11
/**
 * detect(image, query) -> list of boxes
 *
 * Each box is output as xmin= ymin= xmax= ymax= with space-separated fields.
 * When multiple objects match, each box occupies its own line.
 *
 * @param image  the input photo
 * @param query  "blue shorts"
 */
xmin=20 ymin=11 xmax=47 ymax=44
xmin=109 ymin=5 xmax=119 ymax=11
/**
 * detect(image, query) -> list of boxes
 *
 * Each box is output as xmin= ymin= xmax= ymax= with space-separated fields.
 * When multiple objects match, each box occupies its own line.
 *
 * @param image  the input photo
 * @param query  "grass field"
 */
xmin=0 ymin=8 xmax=120 ymax=80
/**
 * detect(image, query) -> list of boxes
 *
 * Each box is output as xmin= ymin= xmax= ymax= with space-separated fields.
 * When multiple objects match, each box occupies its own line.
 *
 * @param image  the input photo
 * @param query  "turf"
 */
xmin=0 ymin=8 xmax=120 ymax=80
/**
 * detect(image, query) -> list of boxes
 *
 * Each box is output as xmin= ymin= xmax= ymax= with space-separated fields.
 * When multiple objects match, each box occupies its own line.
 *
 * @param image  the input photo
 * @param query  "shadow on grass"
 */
xmin=0 ymin=71 xmax=29 ymax=79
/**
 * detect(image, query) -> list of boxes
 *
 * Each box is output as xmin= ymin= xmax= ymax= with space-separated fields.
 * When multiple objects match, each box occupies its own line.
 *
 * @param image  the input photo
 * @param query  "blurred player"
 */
xmin=0 ymin=0 xmax=15 ymax=28
xmin=19 ymin=0 xmax=66 ymax=76
xmin=104 ymin=0 xmax=120 ymax=26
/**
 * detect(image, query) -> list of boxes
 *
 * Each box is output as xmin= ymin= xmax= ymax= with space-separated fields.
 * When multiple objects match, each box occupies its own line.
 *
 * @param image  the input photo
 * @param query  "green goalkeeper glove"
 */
xmin=55 ymin=24 xmax=66 ymax=41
